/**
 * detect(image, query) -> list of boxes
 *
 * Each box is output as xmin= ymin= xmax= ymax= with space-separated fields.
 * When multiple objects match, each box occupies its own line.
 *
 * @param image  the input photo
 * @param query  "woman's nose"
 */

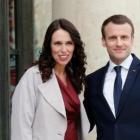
xmin=61 ymin=44 xmax=67 ymax=52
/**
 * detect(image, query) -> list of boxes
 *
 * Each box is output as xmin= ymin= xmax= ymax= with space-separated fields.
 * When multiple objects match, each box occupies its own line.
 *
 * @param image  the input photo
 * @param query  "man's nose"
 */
xmin=116 ymin=38 xmax=123 ymax=46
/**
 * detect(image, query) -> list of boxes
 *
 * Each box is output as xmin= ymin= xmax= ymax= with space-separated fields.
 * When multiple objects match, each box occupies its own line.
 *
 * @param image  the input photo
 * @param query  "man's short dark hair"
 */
xmin=101 ymin=14 xmax=134 ymax=38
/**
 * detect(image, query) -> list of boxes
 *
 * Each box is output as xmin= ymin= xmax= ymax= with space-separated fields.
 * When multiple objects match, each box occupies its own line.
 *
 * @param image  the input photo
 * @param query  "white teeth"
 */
xmin=60 ymin=55 xmax=67 ymax=58
xmin=59 ymin=55 xmax=69 ymax=60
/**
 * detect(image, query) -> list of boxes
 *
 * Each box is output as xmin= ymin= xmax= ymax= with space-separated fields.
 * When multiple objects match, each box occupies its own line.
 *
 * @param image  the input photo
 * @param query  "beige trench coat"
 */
xmin=11 ymin=65 xmax=89 ymax=140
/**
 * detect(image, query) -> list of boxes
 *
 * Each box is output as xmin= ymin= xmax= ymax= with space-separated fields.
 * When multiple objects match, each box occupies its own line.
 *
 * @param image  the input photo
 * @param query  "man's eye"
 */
xmin=109 ymin=37 xmax=116 ymax=41
xmin=121 ymin=36 xmax=128 ymax=40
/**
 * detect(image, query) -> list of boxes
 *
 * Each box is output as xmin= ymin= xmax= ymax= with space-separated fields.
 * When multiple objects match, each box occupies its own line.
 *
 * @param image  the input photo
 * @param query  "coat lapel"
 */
xmin=38 ymin=71 xmax=66 ymax=118
xmin=116 ymin=55 xmax=140 ymax=118
xmin=99 ymin=63 xmax=116 ymax=120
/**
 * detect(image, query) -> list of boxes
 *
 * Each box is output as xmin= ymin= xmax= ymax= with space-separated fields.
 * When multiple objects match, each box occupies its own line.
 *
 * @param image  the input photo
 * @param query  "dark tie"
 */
xmin=114 ymin=66 xmax=122 ymax=115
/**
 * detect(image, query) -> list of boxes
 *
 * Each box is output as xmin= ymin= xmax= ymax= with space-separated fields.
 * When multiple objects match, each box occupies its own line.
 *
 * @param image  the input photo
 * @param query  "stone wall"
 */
xmin=33 ymin=1 xmax=140 ymax=139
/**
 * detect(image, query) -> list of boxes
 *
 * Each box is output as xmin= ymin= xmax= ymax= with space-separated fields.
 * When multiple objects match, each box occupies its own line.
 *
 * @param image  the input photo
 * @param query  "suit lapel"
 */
xmin=99 ymin=63 xmax=116 ymax=120
xmin=38 ymin=71 xmax=66 ymax=118
xmin=116 ymin=55 xmax=140 ymax=118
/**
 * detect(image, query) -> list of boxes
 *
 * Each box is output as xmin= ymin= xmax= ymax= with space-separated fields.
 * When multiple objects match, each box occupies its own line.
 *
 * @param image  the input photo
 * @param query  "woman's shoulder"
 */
xmin=19 ymin=65 xmax=40 ymax=82
xmin=26 ymin=65 xmax=40 ymax=74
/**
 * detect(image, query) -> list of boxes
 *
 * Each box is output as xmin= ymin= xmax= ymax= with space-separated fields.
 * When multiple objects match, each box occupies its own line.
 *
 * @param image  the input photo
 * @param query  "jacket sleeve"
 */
xmin=83 ymin=77 xmax=96 ymax=132
xmin=11 ymin=68 xmax=37 ymax=140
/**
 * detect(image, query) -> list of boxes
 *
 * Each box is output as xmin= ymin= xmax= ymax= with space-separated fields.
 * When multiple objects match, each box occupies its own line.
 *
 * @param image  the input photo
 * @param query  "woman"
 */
xmin=11 ymin=19 xmax=88 ymax=140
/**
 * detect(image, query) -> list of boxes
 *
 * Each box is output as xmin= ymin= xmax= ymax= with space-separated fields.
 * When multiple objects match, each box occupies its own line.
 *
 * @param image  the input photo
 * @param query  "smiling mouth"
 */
xmin=115 ymin=49 xmax=125 ymax=52
xmin=59 ymin=55 xmax=69 ymax=60
xmin=59 ymin=55 xmax=68 ymax=58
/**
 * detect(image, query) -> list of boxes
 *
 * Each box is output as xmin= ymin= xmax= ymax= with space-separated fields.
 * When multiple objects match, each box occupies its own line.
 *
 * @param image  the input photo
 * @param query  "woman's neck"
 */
xmin=54 ymin=66 xmax=67 ymax=86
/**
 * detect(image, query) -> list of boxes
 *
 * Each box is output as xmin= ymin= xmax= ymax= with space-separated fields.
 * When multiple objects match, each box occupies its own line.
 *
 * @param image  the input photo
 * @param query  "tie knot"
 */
xmin=114 ymin=66 xmax=121 ymax=74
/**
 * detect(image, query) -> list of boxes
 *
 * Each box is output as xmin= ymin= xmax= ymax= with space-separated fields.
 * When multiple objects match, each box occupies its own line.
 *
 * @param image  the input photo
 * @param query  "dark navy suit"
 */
xmin=84 ymin=54 xmax=140 ymax=140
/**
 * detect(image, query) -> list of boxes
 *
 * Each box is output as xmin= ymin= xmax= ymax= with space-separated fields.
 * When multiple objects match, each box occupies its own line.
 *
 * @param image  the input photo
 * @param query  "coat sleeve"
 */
xmin=11 ymin=68 xmax=37 ymax=140
xmin=79 ymin=94 xmax=90 ymax=140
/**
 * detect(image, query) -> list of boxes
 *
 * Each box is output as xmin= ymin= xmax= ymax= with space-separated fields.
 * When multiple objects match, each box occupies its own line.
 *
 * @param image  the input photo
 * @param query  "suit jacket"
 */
xmin=11 ymin=65 xmax=89 ymax=140
xmin=84 ymin=54 xmax=140 ymax=140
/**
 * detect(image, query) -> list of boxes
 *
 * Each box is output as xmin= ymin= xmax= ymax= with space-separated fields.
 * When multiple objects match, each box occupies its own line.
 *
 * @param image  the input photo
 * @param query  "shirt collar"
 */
xmin=108 ymin=54 xmax=133 ymax=72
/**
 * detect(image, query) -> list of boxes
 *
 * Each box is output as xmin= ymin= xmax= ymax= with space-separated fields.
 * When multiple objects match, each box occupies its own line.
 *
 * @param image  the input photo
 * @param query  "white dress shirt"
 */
xmin=103 ymin=54 xmax=133 ymax=117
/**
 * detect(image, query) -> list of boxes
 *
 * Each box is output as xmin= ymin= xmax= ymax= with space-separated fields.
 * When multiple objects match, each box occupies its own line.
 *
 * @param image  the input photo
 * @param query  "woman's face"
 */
xmin=51 ymin=29 xmax=75 ymax=69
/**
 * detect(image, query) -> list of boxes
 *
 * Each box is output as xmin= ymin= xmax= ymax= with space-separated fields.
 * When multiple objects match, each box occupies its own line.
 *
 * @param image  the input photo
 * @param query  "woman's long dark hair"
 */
xmin=38 ymin=18 xmax=87 ymax=94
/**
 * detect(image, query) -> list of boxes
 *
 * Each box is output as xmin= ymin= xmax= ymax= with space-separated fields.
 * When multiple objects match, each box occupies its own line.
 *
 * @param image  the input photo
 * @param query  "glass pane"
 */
xmin=9 ymin=0 xmax=16 ymax=94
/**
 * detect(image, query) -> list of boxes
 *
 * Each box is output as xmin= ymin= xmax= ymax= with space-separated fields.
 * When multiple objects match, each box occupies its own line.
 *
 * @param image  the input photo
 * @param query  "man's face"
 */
xmin=102 ymin=22 xmax=134 ymax=64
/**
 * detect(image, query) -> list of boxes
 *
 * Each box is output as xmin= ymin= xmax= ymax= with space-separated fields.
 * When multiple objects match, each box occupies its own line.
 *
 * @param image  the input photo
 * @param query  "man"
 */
xmin=84 ymin=14 xmax=140 ymax=140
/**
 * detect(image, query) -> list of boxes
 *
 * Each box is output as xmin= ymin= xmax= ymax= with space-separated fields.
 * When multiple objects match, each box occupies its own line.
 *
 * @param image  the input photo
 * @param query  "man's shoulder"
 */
xmin=87 ymin=65 xmax=107 ymax=79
